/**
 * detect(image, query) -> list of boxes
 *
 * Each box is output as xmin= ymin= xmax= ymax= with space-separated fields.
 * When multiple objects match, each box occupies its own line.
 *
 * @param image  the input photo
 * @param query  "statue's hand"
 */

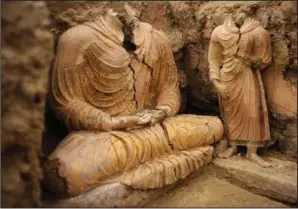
xmin=134 ymin=109 xmax=166 ymax=126
xmin=136 ymin=110 xmax=153 ymax=125
xmin=215 ymin=82 xmax=229 ymax=99
xmin=212 ymin=79 xmax=229 ymax=99
xmin=110 ymin=115 xmax=139 ymax=130
xmin=150 ymin=110 xmax=166 ymax=125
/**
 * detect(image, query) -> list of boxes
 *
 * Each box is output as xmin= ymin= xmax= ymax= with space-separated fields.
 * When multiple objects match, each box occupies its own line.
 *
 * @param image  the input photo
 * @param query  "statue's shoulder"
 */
xmin=150 ymin=27 xmax=171 ymax=49
xmin=58 ymin=24 xmax=94 ymax=46
xmin=254 ymin=25 xmax=270 ymax=36
xmin=153 ymin=29 xmax=169 ymax=42
xmin=211 ymin=25 xmax=224 ymax=36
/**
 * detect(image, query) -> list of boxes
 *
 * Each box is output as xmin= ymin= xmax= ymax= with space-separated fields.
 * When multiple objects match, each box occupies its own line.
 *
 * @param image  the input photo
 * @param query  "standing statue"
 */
xmin=208 ymin=10 xmax=272 ymax=167
xmin=43 ymin=4 xmax=224 ymax=197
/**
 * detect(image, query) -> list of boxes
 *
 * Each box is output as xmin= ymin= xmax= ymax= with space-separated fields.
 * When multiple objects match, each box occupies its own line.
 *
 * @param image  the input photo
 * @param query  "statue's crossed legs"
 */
xmin=43 ymin=115 xmax=224 ymax=196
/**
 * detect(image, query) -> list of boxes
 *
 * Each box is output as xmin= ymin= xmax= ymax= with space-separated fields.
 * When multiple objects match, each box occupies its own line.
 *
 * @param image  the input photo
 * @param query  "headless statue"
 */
xmin=208 ymin=10 xmax=272 ymax=167
xmin=43 ymin=4 xmax=224 ymax=197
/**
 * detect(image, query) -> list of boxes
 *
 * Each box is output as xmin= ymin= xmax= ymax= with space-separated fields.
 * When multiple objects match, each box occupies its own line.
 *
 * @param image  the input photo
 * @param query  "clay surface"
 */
xmin=1 ymin=1 xmax=53 ymax=207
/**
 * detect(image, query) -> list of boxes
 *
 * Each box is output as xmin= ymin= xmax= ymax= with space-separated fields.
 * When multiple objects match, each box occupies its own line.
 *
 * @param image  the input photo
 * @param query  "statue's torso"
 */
xmin=213 ymin=19 xmax=264 ymax=78
xmin=72 ymin=20 xmax=160 ymax=116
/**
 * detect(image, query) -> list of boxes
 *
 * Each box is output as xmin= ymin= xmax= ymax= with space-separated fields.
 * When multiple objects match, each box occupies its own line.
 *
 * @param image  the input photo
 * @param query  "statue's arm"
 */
xmin=53 ymin=99 xmax=139 ymax=131
xmin=208 ymin=28 xmax=223 ymax=84
xmin=251 ymin=26 xmax=272 ymax=70
xmin=154 ymin=35 xmax=181 ymax=118
xmin=50 ymin=30 xmax=138 ymax=131
xmin=208 ymin=29 xmax=229 ymax=99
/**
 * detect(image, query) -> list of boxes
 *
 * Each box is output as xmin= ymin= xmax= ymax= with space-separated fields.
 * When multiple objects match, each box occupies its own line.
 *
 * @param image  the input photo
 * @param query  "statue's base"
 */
xmin=43 ymin=146 xmax=214 ymax=207
xmin=212 ymin=155 xmax=297 ymax=204
xmin=44 ymin=166 xmax=288 ymax=208
xmin=43 ymin=167 xmax=207 ymax=208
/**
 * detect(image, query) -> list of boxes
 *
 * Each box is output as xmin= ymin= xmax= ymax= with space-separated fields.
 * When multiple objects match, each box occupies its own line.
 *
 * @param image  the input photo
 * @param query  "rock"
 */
xmin=145 ymin=172 xmax=287 ymax=208
xmin=1 ymin=1 xmax=53 ymax=207
xmin=213 ymin=156 xmax=297 ymax=203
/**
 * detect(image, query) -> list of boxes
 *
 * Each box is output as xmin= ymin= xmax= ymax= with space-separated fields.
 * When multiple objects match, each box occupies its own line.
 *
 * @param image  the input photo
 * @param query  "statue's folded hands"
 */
xmin=110 ymin=115 xmax=140 ymax=130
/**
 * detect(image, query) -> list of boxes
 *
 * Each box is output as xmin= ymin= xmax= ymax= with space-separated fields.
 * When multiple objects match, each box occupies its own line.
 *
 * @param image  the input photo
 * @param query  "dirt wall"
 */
xmin=1 ymin=1 xmax=53 ymax=207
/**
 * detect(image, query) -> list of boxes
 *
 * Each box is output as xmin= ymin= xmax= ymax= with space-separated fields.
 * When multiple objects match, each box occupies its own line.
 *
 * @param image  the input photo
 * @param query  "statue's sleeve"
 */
xmin=153 ymin=33 xmax=181 ymax=117
xmin=50 ymin=29 xmax=113 ymax=131
xmin=208 ymin=28 xmax=223 ymax=81
xmin=252 ymin=26 xmax=272 ymax=68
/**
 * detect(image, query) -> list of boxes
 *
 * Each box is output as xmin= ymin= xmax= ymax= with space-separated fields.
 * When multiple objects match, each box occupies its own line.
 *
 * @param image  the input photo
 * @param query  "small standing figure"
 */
xmin=208 ymin=9 xmax=273 ymax=167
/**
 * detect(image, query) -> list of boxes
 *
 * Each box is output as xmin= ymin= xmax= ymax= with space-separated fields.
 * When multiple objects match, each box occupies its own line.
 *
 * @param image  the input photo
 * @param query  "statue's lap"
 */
xmin=44 ymin=114 xmax=223 ymax=196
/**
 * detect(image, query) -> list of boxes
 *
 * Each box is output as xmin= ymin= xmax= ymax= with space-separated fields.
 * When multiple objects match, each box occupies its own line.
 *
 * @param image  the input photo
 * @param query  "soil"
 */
xmin=145 ymin=171 xmax=287 ymax=208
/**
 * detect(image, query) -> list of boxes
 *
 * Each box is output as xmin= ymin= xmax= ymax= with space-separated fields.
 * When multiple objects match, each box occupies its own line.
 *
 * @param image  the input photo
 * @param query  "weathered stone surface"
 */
xmin=1 ymin=1 xmax=53 ymax=207
xmin=213 ymin=156 xmax=297 ymax=203
xmin=145 ymin=172 xmax=287 ymax=208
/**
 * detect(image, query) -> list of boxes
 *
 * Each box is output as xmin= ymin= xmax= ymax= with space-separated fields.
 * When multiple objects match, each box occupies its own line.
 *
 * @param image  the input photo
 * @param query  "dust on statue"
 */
xmin=43 ymin=4 xmax=224 ymax=197
xmin=208 ymin=8 xmax=273 ymax=167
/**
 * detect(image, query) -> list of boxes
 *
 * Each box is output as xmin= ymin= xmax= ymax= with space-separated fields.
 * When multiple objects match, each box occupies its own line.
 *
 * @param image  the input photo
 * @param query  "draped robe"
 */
xmin=208 ymin=16 xmax=272 ymax=147
xmin=44 ymin=17 xmax=224 ymax=196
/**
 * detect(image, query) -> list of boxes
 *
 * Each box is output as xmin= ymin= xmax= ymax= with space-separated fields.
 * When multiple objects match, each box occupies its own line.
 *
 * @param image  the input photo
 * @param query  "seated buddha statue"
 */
xmin=43 ymin=4 xmax=224 ymax=197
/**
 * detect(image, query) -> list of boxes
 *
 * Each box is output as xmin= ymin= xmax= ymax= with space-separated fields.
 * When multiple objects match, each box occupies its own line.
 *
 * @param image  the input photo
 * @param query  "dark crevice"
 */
xmin=119 ymin=16 xmax=137 ymax=52
xmin=34 ymin=93 xmax=41 ymax=104
xmin=283 ymin=65 xmax=297 ymax=85
xmin=236 ymin=32 xmax=242 ymax=55
xmin=142 ymin=58 xmax=155 ymax=72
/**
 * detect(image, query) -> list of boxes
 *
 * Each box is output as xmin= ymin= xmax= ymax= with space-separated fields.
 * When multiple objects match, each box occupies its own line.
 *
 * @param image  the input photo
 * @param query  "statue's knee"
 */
xmin=43 ymin=131 xmax=113 ymax=196
xmin=207 ymin=117 xmax=224 ymax=141
xmin=42 ymin=158 xmax=69 ymax=197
